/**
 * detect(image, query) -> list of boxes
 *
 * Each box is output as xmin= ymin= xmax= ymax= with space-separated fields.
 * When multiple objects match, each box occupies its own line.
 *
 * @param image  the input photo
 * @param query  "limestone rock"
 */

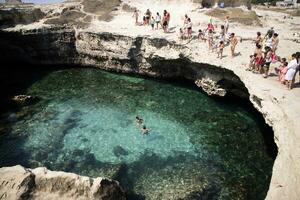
xmin=0 ymin=165 xmax=34 ymax=200
xmin=0 ymin=165 xmax=126 ymax=200
xmin=195 ymin=78 xmax=227 ymax=96
xmin=0 ymin=7 xmax=45 ymax=28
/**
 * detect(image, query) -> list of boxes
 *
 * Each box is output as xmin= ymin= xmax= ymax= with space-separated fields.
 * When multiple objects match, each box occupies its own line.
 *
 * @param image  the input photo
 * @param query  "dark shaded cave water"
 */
xmin=0 ymin=66 xmax=277 ymax=200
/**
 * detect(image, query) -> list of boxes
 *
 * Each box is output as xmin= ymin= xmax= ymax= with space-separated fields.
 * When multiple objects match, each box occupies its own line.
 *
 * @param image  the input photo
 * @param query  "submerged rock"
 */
xmin=113 ymin=145 xmax=129 ymax=157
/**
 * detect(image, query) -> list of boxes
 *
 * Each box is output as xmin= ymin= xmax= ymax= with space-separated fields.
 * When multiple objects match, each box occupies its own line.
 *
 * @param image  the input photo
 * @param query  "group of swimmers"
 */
xmin=133 ymin=9 xmax=170 ymax=32
xmin=135 ymin=116 xmax=150 ymax=135
xmin=246 ymin=27 xmax=300 ymax=90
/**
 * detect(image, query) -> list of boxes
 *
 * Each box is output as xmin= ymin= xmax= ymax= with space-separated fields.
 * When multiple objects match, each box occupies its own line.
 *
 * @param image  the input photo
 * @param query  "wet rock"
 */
xmin=113 ymin=145 xmax=129 ymax=157
xmin=11 ymin=95 xmax=39 ymax=106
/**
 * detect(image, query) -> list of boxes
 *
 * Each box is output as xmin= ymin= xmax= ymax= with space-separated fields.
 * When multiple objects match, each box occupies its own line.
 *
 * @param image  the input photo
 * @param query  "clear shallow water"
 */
xmin=0 ymin=68 xmax=274 ymax=199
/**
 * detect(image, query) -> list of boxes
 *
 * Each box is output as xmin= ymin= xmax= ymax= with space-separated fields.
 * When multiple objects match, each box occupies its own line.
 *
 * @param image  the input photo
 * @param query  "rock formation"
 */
xmin=0 ymin=7 xmax=45 ymax=27
xmin=0 ymin=165 xmax=126 ymax=200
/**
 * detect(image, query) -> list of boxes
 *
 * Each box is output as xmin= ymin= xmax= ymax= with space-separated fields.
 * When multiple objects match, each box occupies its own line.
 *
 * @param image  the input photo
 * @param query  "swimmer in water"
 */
xmin=141 ymin=125 xmax=150 ymax=135
xmin=136 ymin=116 xmax=143 ymax=126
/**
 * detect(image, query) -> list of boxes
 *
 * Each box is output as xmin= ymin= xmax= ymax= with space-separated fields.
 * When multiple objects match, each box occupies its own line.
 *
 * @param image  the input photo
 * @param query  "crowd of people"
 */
xmin=247 ymin=27 xmax=300 ymax=90
xmin=132 ymin=9 xmax=300 ymax=90
xmin=133 ymin=9 xmax=170 ymax=32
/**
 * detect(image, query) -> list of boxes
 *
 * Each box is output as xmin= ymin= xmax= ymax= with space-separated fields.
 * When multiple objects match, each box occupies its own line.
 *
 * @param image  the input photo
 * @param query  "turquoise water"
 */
xmin=0 ymin=68 xmax=275 ymax=199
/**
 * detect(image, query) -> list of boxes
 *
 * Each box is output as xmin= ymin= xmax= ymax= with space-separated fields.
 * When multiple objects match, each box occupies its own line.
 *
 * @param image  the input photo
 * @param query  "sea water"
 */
xmin=0 ymin=68 xmax=275 ymax=199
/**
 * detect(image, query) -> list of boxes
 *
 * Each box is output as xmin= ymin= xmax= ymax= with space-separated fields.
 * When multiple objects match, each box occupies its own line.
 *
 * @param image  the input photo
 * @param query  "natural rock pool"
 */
xmin=0 ymin=68 xmax=275 ymax=199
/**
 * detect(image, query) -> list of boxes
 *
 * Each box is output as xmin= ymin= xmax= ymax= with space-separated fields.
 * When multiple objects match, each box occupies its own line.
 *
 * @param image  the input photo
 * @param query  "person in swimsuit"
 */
xmin=255 ymin=32 xmax=262 ymax=47
xmin=155 ymin=12 xmax=161 ymax=29
xmin=186 ymin=18 xmax=192 ymax=39
xmin=132 ymin=9 xmax=139 ymax=25
xmin=247 ymin=53 xmax=257 ymax=71
xmin=263 ymin=46 xmax=273 ymax=78
xmin=145 ymin=9 xmax=152 ymax=25
xmin=254 ymin=44 xmax=264 ymax=73
xmin=265 ymin=33 xmax=273 ymax=49
xmin=141 ymin=125 xmax=150 ymax=135
xmin=224 ymin=16 xmax=229 ymax=34
xmin=230 ymin=33 xmax=238 ymax=57
xmin=277 ymin=61 xmax=288 ymax=84
xmin=272 ymin=33 xmax=279 ymax=53
xmin=183 ymin=14 xmax=189 ymax=27
xmin=179 ymin=28 xmax=185 ymax=40
xmin=217 ymin=41 xmax=225 ymax=59
xmin=136 ymin=116 xmax=143 ymax=126
xmin=198 ymin=29 xmax=205 ymax=41
xmin=150 ymin=17 xmax=155 ymax=30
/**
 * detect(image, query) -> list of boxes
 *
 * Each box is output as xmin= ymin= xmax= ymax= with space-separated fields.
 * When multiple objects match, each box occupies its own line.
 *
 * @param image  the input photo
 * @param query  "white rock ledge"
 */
xmin=0 ymin=165 xmax=126 ymax=200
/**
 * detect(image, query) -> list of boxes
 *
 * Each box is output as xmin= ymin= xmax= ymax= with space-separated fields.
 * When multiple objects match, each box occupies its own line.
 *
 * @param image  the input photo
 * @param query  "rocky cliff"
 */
xmin=0 ymin=27 xmax=248 ymax=97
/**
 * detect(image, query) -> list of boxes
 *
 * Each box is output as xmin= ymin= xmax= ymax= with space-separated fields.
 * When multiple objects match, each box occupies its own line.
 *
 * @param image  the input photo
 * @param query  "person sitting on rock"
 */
xmin=246 ymin=53 xmax=257 ymax=71
xmin=179 ymin=28 xmax=185 ymax=40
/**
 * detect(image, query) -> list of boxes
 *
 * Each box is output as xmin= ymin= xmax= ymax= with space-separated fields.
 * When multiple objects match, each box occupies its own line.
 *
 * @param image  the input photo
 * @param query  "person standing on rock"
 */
xmin=229 ymin=33 xmax=238 ymax=57
xmin=163 ymin=10 xmax=170 ymax=31
xmin=145 ymin=9 xmax=152 ymax=25
xmin=155 ymin=12 xmax=161 ymax=29
xmin=224 ymin=16 xmax=229 ymax=34
xmin=272 ymin=33 xmax=279 ymax=53
xmin=285 ymin=53 xmax=298 ymax=90
xmin=133 ymin=9 xmax=139 ymax=25
xmin=255 ymin=32 xmax=263 ymax=47
xmin=186 ymin=18 xmax=192 ymax=39
xmin=162 ymin=12 xmax=168 ymax=32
